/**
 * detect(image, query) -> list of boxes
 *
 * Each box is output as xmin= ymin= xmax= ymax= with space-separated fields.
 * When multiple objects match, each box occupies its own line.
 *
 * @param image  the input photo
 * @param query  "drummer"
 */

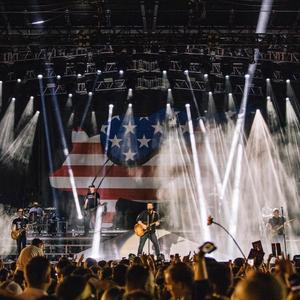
xmin=29 ymin=202 xmax=44 ymax=234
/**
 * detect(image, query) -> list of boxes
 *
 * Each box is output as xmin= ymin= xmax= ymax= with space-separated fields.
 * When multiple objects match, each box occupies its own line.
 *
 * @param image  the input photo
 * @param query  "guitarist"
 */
xmin=267 ymin=208 xmax=286 ymax=244
xmin=136 ymin=202 xmax=160 ymax=258
xmin=12 ymin=208 xmax=29 ymax=254
xmin=83 ymin=184 xmax=101 ymax=236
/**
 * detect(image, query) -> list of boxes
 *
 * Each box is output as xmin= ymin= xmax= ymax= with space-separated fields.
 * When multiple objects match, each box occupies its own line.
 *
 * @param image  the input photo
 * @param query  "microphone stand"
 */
xmin=208 ymin=216 xmax=247 ymax=260
xmin=147 ymin=213 xmax=150 ymax=255
xmin=91 ymin=158 xmax=111 ymax=186
xmin=281 ymin=206 xmax=287 ymax=255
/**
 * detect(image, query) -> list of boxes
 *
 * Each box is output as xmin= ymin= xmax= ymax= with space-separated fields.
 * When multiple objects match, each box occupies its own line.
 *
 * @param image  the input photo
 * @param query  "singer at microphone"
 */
xmin=136 ymin=202 xmax=160 ymax=257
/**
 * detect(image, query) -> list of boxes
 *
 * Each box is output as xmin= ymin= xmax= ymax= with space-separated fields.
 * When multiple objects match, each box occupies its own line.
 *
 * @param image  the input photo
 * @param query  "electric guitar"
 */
xmin=11 ymin=228 xmax=27 ymax=240
xmin=268 ymin=218 xmax=295 ymax=239
xmin=134 ymin=221 xmax=158 ymax=237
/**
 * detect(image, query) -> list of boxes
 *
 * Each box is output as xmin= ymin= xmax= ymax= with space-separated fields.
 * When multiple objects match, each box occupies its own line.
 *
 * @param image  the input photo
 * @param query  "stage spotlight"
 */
xmin=38 ymin=74 xmax=43 ymax=79
xmin=32 ymin=20 xmax=44 ymax=25
xmin=245 ymin=74 xmax=250 ymax=79
xmin=204 ymin=73 xmax=208 ymax=79
xmin=128 ymin=103 xmax=132 ymax=108
xmin=57 ymin=75 xmax=61 ymax=80
xmin=30 ymin=96 xmax=34 ymax=100
xmin=168 ymin=88 xmax=172 ymax=92
xmin=162 ymin=70 xmax=167 ymax=75
xmin=184 ymin=70 xmax=189 ymax=75
xmin=68 ymin=93 xmax=73 ymax=98
xmin=119 ymin=70 xmax=124 ymax=76
xmin=286 ymin=97 xmax=290 ymax=101
xmin=109 ymin=104 xmax=114 ymax=109
xmin=97 ymin=70 xmax=102 ymax=75
xmin=266 ymin=78 xmax=270 ymax=82
xmin=185 ymin=103 xmax=190 ymax=108
xmin=209 ymin=91 xmax=212 ymax=96
xmin=128 ymin=88 xmax=133 ymax=98
xmin=88 ymin=91 xmax=93 ymax=96
xmin=267 ymin=96 xmax=271 ymax=100
xmin=225 ymin=75 xmax=230 ymax=80
xmin=77 ymin=73 xmax=82 ymax=78
xmin=12 ymin=97 xmax=16 ymax=101
xmin=228 ymin=93 xmax=232 ymax=96
xmin=286 ymin=79 xmax=290 ymax=84
xmin=0 ymin=81 xmax=2 ymax=84
xmin=17 ymin=78 xmax=21 ymax=83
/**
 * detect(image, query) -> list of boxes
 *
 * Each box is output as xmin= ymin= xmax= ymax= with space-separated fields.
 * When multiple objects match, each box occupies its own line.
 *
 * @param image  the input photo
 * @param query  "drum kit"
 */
xmin=25 ymin=206 xmax=60 ymax=235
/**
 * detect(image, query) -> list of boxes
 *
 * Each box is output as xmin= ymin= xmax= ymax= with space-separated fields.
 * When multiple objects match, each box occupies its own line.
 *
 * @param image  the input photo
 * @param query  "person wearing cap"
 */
xmin=267 ymin=208 xmax=286 ymax=244
xmin=83 ymin=185 xmax=101 ymax=236
xmin=12 ymin=209 xmax=29 ymax=254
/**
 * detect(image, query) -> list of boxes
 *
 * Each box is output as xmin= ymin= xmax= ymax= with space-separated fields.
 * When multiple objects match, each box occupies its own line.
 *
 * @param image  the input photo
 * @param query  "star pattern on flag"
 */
xmin=100 ymin=108 xmax=190 ymax=166
xmin=123 ymin=149 xmax=136 ymax=161
xmin=138 ymin=135 xmax=151 ymax=148
xmin=109 ymin=135 xmax=122 ymax=148
xmin=123 ymin=121 xmax=137 ymax=135
xmin=152 ymin=121 xmax=164 ymax=135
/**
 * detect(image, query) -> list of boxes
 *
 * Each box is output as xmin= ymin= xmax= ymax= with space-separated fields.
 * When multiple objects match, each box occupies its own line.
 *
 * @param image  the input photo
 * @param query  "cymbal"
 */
xmin=45 ymin=207 xmax=56 ymax=211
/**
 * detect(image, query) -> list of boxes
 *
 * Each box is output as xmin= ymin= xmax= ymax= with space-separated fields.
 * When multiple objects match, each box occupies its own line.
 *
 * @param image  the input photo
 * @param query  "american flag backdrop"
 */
xmin=49 ymin=109 xmax=190 ymax=227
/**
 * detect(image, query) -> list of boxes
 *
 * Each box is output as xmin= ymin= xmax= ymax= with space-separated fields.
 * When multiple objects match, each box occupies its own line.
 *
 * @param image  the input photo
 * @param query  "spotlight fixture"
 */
xmin=97 ymin=70 xmax=102 ymax=75
xmin=57 ymin=75 xmax=61 ymax=80
xmin=267 ymin=96 xmax=271 ymax=100
xmin=209 ymin=91 xmax=212 ymax=95
xmin=32 ymin=20 xmax=45 ymax=25
xmin=17 ymin=78 xmax=21 ymax=83
xmin=109 ymin=104 xmax=114 ymax=109
xmin=12 ymin=97 xmax=16 ymax=101
xmin=128 ymin=103 xmax=132 ymax=108
xmin=266 ymin=78 xmax=270 ymax=82
xmin=204 ymin=73 xmax=208 ymax=79
xmin=88 ymin=92 xmax=93 ymax=96
xmin=286 ymin=97 xmax=290 ymax=101
xmin=77 ymin=74 xmax=82 ymax=78
xmin=168 ymin=88 xmax=172 ymax=92
xmin=184 ymin=70 xmax=189 ymax=75
xmin=38 ymin=74 xmax=43 ymax=79
xmin=185 ymin=103 xmax=190 ymax=108
xmin=245 ymin=74 xmax=250 ymax=79
xmin=30 ymin=96 xmax=34 ymax=100
xmin=286 ymin=79 xmax=290 ymax=84
xmin=119 ymin=70 xmax=124 ymax=75
xmin=68 ymin=93 xmax=73 ymax=98
xmin=225 ymin=75 xmax=230 ymax=79
xmin=162 ymin=70 xmax=167 ymax=75
xmin=228 ymin=93 xmax=232 ymax=96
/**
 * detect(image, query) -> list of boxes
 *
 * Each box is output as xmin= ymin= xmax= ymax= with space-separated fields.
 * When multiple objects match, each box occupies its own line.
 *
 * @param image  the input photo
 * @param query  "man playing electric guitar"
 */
xmin=266 ymin=208 xmax=286 ymax=244
xmin=12 ymin=208 xmax=29 ymax=254
xmin=136 ymin=202 xmax=160 ymax=258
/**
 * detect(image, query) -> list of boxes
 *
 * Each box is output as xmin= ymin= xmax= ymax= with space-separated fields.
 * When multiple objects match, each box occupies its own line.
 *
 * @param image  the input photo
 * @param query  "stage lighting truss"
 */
xmin=2 ymin=48 xmax=300 ymax=97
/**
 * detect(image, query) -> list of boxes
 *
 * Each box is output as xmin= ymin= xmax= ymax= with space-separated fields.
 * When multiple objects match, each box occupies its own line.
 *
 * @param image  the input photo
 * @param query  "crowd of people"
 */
xmin=0 ymin=237 xmax=300 ymax=300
